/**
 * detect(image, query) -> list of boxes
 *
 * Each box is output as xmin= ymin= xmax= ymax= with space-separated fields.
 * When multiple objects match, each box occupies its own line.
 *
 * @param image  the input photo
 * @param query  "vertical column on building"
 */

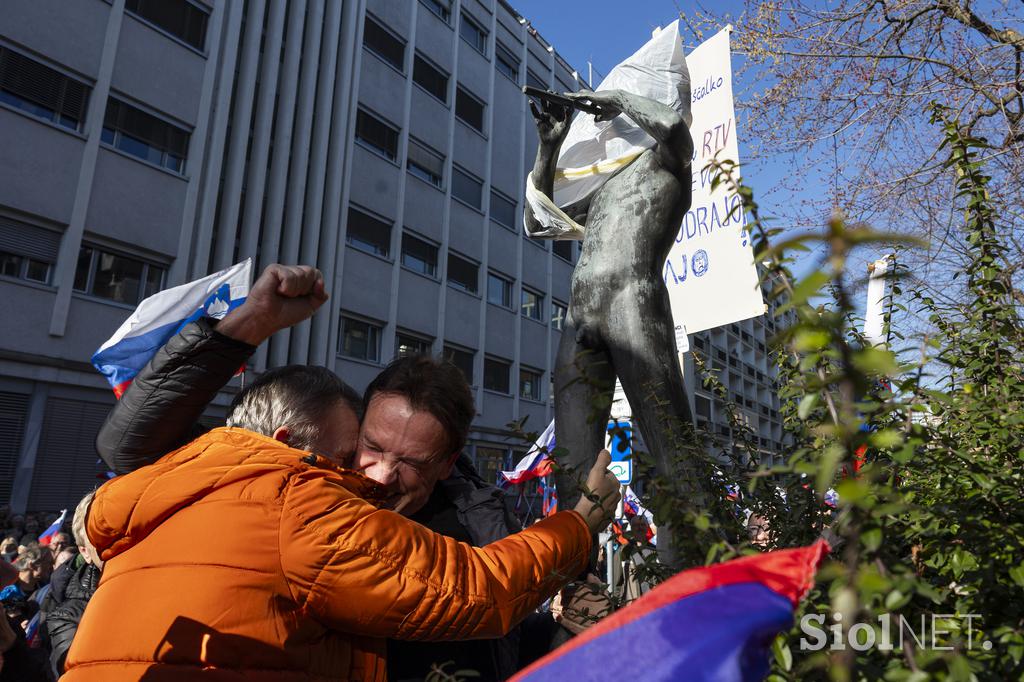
xmin=235 ymin=0 xmax=288 ymax=266
xmin=289 ymin=0 xmax=344 ymax=365
xmin=9 ymin=388 xmax=49 ymax=513
xmin=322 ymin=3 xmax=368 ymax=370
xmin=508 ymin=21 xmax=533 ymax=422
xmin=253 ymin=0 xmax=309 ymax=372
xmin=212 ymin=0 xmax=268 ymax=270
xmin=47 ymin=0 xmax=127 ymax=336
xmin=171 ymin=1 xmax=231 ymax=286
xmin=269 ymin=0 xmax=326 ymax=368
xmin=316 ymin=0 xmax=367 ymax=367
xmin=380 ymin=1 xmax=423 ymax=362
xmin=191 ymin=2 xmax=246 ymax=278
xmin=469 ymin=1 xmax=495 ymax=418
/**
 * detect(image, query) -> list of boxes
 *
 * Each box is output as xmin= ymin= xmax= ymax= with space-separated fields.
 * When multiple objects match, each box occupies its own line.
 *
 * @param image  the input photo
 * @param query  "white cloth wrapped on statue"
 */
xmin=523 ymin=19 xmax=691 ymax=239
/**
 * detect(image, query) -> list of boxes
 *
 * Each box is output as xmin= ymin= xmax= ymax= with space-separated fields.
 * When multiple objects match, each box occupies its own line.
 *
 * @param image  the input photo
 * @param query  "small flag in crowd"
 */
xmin=541 ymin=477 xmax=558 ymax=516
xmin=91 ymin=260 xmax=252 ymax=397
xmin=500 ymin=419 xmax=555 ymax=486
xmin=512 ymin=540 xmax=830 ymax=682
xmin=37 ymin=509 xmax=66 ymax=546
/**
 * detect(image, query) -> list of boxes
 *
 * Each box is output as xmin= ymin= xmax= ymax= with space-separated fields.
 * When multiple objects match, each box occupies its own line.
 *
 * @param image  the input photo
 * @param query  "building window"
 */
xmin=346 ymin=207 xmax=391 ymax=258
xmin=695 ymin=394 xmax=711 ymax=419
xmin=495 ymin=43 xmax=520 ymax=82
xmin=489 ymin=189 xmax=516 ymax=228
xmin=412 ymin=54 xmax=448 ymax=103
xmin=452 ymin=166 xmax=482 ymax=209
xmin=553 ymin=240 xmax=573 ymax=262
xmin=551 ymin=301 xmax=567 ymax=331
xmin=475 ymin=445 xmax=506 ymax=487
xmin=444 ymin=345 xmax=475 ymax=384
xmin=101 ymin=98 xmax=190 ymax=172
xmin=339 ymin=316 xmax=381 ymax=362
xmin=526 ymin=69 xmax=547 ymax=91
xmin=520 ymin=367 xmax=542 ymax=401
xmin=0 ymin=47 xmax=90 ymax=131
xmin=447 ymin=252 xmax=478 ymax=293
xmin=355 ymin=107 xmax=399 ymax=161
xmin=521 ymin=289 xmax=543 ymax=321
xmin=487 ymin=272 xmax=512 ymax=308
xmin=419 ymin=0 xmax=451 ymax=23
xmin=483 ymin=357 xmax=510 ymax=393
xmin=363 ymin=15 xmax=405 ymax=70
xmin=406 ymin=138 xmax=444 ymax=188
xmin=125 ymin=0 xmax=209 ymax=50
xmin=459 ymin=13 xmax=488 ymax=55
xmin=396 ymin=332 xmax=432 ymax=357
xmin=401 ymin=232 xmax=438 ymax=277
xmin=73 ymin=245 xmax=166 ymax=305
xmin=0 ymin=217 xmax=60 ymax=285
xmin=455 ymin=86 xmax=485 ymax=133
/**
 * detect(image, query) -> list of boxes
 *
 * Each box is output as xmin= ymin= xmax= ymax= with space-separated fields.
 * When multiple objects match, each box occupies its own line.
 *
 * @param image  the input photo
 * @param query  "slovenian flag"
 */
xmin=500 ymin=419 xmax=555 ymax=486
xmin=91 ymin=260 xmax=252 ymax=397
xmin=512 ymin=540 xmax=830 ymax=681
xmin=37 ymin=509 xmax=66 ymax=546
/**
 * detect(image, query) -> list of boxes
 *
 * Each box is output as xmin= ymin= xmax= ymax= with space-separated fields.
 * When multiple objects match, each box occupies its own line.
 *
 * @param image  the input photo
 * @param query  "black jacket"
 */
xmin=94 ymin=319 xmax=529 ymax=680
xmin=46 ymin=562 xmax=100 ymax=675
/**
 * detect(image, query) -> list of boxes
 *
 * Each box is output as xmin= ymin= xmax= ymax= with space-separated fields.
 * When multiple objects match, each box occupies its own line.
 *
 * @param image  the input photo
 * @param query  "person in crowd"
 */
xmin=0 ymin=548 xmax=48 ymax=602
xmin=95 ymin=264 xmax=610 ymax=681
xmin=45 ymin=492 xmax=102 ymax=677
xmin=46 ymin=534 xmax=72 ymax=561
xmin=0 ymin=557 xmax=53 ymax=682
xmin=0 ymin=539 xmax=16 ymax=564
xmin=3 ymin=517 xmax=24 ymax=544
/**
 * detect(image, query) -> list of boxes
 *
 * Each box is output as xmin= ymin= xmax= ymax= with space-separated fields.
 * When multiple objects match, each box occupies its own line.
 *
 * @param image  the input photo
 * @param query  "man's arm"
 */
xmin=95 ymin=265 xmax=329 ymax=475
xmin=566 ymin=89 xmax=693 ymax=174
xmin=281 ymin=452 xmax=620 ymax=641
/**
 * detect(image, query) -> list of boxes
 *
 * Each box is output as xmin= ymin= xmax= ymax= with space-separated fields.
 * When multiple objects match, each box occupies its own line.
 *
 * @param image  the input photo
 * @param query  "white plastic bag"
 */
xmin=524 ymin=20 xmax=691 ymax=239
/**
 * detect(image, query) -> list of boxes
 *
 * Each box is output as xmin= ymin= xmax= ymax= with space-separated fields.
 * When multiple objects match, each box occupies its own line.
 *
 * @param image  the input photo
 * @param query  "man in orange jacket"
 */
xmin=65 ymin=267 xmax=620 ymax=681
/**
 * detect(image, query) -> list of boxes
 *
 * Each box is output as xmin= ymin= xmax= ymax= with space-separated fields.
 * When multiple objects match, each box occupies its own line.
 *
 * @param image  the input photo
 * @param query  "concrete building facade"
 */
xmin=0 ymin=0 xmax=594 ymax=513
xmin=0 ymin=0 xmax=789 ymax=515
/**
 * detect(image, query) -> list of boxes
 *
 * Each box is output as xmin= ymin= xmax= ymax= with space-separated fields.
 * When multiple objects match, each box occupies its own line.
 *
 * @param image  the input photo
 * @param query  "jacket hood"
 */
xmin=87 ymin=427 xmax=380 ymax=561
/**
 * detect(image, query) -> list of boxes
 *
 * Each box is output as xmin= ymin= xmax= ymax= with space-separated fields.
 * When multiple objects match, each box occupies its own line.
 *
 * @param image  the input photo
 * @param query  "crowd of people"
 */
xmin=2 ymin=265 xmax=622 ymax=681
xmin=0 ymin=497 xmax=103 ymax=681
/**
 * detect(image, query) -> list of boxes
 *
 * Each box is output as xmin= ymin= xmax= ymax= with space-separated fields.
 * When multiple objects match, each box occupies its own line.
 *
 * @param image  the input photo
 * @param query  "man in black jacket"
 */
xmin=94 ymin=264 xmax=544 ymax=681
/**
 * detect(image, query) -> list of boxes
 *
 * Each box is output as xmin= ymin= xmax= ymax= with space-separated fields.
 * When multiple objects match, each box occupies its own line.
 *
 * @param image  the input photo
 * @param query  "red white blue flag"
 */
xmin=501 ymin=419 xmax=555 ymax=486
xmin=37 ymin=508 xmax=66 ymax=546
xmin=91 ymin=260 xmax=251 ymax=397
xmin=512 ymin=540 xmax=830 ymax=682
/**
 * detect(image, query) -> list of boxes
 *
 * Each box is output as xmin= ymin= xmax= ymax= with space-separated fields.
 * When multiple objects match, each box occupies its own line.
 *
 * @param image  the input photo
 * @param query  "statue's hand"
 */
xmin=566 ymin=90 xmax=622 ymax=123
xmin=530 ymin=98 xmax=572 ymax=148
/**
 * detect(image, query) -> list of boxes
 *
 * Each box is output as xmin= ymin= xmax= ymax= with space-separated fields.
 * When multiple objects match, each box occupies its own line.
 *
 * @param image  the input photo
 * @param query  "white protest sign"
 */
xmin=663 ymin=28 xmax=764 ymax=335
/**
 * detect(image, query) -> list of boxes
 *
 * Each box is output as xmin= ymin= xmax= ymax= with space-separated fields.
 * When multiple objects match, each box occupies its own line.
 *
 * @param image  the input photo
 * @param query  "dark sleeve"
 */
xmin=95 ymin=317 xmax=257 ymax=475
xmin=45 ymin=598 xmax=86 ymax=677
xmin=1 ymin=627 xmax=53 ymax=682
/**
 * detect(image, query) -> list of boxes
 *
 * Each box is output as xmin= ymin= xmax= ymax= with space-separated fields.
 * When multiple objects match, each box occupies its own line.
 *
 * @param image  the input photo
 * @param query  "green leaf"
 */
xmin=798 ymin=394 xmax=819 ymax=420
xmin=771 ymin=635 xmax=792 ymax=672
xmin=862 ymin=527 xmax=883 ymax=552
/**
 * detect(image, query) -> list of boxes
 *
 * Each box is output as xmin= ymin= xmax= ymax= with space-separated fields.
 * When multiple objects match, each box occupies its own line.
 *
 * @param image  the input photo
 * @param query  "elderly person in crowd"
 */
xmin=64 ymin=266 xmax=619 ymax=681
xmin=45 ymin=492 xmax=102 ymax=677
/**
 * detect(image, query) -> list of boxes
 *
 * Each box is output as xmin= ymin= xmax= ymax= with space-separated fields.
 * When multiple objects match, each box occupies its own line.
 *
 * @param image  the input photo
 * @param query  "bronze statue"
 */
xmin=525 ymin=89 xmax=697 ymax=563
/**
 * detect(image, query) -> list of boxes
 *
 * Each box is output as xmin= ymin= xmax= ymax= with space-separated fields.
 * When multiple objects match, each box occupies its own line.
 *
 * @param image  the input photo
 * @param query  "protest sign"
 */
xmin=663 ymin=28 xmax=764 ymax=335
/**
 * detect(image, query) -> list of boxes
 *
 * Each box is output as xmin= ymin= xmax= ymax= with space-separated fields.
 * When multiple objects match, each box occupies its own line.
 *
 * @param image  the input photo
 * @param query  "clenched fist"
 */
xmin=217 ymin=264 xmax=328 ymax=345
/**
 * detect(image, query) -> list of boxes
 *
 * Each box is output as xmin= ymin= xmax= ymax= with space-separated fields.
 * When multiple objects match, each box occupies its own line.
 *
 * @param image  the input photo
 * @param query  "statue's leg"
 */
xmin=604 ymin=291 xmax=703 ymax=566
xmin=552 ymin=317 xmax=616 ymax=510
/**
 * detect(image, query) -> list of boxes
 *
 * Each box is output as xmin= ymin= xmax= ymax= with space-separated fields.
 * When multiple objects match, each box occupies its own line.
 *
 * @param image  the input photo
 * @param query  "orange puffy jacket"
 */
xmin=64 ymin=428 xmax=590 ymax=681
